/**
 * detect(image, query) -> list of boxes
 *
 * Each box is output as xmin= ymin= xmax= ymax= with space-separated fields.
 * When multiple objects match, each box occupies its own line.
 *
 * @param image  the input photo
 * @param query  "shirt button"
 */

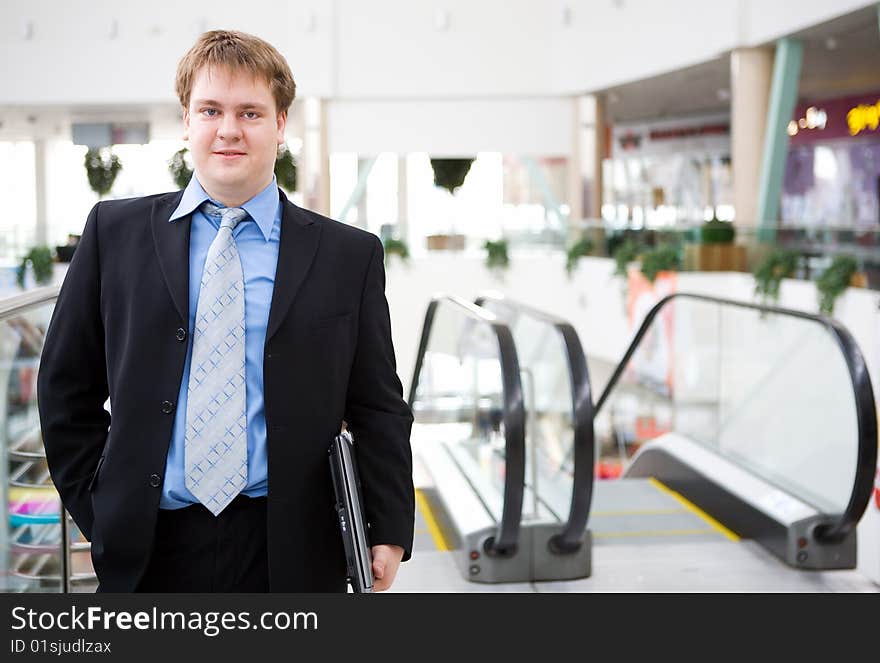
xmin=161 ymin=400 xmax=174 ymax=414
xmin=149 ymin=474 xmax=162 ymax=488
xmin=175 ymin=328 xmax=187 ymax=342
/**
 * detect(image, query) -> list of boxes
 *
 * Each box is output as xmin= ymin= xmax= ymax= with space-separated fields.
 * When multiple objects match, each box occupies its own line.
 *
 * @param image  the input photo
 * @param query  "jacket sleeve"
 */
xmin=37 ymin=202 xmax=110 ymax=541
xmin=344 ymin=236 xmax=415 ymax=561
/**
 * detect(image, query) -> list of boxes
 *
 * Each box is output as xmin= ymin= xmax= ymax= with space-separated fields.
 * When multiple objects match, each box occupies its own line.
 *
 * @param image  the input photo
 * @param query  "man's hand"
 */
xmin=371 ymin=544 xmax=404 ymax=591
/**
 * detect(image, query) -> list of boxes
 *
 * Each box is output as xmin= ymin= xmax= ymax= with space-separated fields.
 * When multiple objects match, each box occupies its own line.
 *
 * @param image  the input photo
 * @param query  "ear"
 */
xmin=182 ymin=107 xmax=190 ymax=141
xmin=276 ymin=111 xmax=287 ymax=144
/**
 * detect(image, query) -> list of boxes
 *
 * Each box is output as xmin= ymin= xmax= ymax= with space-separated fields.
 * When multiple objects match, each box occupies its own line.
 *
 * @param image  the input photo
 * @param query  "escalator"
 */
xmin=410 ymin=295 xmax=592 ymax=582
xmin=589 ymin=292 xmax=877 ymax=570
xmin=410 ymin=291 xmax=876 ymax=585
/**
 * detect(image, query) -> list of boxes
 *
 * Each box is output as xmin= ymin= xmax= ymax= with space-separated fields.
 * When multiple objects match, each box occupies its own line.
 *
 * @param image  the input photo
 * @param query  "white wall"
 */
xmin=328 ymin=98 xmax=573 ymax=155
xmin=0 ymin=0 xmax=334 ymax=105
xmin=335 ymin=0 xmax=552 ymax=98
xmin=1 ymin=0 xmax=874 ymax=106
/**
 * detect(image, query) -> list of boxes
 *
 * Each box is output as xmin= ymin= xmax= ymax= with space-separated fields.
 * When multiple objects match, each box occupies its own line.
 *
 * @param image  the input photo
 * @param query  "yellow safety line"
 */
xmin=647 ymin=477 xmax=741 ymax=542
xmin=415 ymin=489 xmax=452 ymax=551
xmin=591 ymin=508 xmax=688 ymax=517
xmin=594 ymin=529 xmax=717 ymax=539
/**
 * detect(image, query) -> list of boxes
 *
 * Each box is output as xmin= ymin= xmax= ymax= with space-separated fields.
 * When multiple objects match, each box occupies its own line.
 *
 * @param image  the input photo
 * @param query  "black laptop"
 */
xmin=328 ymin=430 xmax=374 ymax=593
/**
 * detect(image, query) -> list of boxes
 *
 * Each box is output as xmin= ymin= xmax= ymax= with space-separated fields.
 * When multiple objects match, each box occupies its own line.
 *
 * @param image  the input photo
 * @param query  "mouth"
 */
xmin=213 ymin=151 xmax=246 ymax=159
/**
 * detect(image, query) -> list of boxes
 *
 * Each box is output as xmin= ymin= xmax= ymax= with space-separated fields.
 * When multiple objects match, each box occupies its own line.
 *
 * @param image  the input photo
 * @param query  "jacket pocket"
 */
xmin=87 ymin=455 xmax=105 ymax=492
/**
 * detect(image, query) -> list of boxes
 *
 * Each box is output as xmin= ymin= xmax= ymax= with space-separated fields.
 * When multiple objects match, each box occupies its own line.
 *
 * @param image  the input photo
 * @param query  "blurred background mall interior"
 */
xmin=1 ymin=0 xmax=880 ymax=592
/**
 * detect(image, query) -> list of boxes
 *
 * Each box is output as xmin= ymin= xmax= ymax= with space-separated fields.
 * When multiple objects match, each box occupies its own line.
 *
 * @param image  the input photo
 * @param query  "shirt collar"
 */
xmin=169 ymin=175 xmax=280 ymax=242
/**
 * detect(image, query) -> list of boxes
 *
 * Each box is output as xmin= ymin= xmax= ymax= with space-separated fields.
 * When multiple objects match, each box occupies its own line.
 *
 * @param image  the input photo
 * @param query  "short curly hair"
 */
xmin=175 ymin=30 xmax=296 ymax=114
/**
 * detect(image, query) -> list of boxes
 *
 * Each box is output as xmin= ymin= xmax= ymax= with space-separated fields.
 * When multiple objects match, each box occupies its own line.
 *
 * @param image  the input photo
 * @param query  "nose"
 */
xmin=216 ymin=114 xmax=243 ymax=141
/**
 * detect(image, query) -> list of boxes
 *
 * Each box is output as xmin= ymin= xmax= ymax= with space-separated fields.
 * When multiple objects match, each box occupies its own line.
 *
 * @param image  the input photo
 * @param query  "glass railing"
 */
xmin=594 ymin=293 xmax=877 ymax=541
xmin=1 ymin=286 xmax=96 ymax=592
xmin=408 ymin=296 xmax=525 ymax=555
xmin=474 ymin=294 xmax=594 ymax=553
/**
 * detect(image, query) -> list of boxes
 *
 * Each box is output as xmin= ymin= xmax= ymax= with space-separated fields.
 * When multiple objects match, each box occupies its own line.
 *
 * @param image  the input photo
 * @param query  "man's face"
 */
xmin=183 ymin=65 xmax=286 ymax=205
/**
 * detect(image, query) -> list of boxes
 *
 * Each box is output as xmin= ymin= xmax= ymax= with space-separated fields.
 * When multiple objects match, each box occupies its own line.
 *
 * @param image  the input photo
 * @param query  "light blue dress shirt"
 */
xmin=161 ymin=175 xmax=281 ymax=509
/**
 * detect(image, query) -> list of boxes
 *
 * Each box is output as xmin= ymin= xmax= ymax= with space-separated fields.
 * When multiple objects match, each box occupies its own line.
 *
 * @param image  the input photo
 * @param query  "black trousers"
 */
xmin=135 ymin=494 xmax=269 ymax=592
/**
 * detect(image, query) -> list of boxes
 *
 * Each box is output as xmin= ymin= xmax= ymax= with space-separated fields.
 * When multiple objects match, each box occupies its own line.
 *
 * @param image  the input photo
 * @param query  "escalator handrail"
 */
xmin=475 ymin=294 xmax=594 ymax=554
xmin=0 ymin=286 xmax=60 ymax=318
xmin=408 ymin=295 xmax=526 ymax=556
xmin=594 ymin=292 xmax=877 ymax=543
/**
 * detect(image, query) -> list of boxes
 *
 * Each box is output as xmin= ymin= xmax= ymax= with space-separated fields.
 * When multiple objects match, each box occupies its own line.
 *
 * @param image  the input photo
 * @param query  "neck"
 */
xmin=199 ymin=173 xmax=273 ymax=208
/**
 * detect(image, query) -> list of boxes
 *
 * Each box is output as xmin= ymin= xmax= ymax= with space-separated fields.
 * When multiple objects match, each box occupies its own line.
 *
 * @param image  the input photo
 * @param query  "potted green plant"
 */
xmin=84 ymin=147 xmax=122 ymax=198
xmin=639 ymin=243 xmax=680 ymax=283
xmin=383 ymin=237 xmax=410 ymax=264
xmin=16 ymin=246 xmax=54 ymax=289
xmin=274 ymin=143 xmax=297 ymax=192
xmin=168 ymin=147 xmax=193 ymax=189
xmin=816 ymin=254 xmax=858 ymax=316
xmin=565 ymin=236 xmax=594 ymax=278
xmin=753 ymin=248 xmax=798 ymax=305
xmin=483 ymin=239 xmax=509 ymax=272
xmin=611 ymin=238 xmax=640 ymax=279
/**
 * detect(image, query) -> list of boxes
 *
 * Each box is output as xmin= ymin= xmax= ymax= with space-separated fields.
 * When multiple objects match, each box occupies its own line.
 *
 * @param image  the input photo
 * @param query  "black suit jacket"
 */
xmin=37 ymin=188 xmax=414 ymax=592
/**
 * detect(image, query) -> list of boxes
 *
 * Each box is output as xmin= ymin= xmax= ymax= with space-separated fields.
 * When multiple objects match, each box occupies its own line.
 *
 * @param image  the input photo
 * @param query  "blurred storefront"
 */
xmin=601 ymin=113 xmax=733 ymax=228
xmin=783 ymin=91 xmax=880 ymax=229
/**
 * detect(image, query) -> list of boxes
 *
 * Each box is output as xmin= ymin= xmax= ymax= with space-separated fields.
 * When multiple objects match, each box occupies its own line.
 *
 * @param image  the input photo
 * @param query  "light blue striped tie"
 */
xmin=184 ymin=201 xmax=249 ymax=515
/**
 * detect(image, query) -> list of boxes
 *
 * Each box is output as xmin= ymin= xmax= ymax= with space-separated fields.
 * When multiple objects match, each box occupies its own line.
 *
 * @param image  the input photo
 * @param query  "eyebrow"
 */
xmin=193 ymin=99 xmax=270 ymax=111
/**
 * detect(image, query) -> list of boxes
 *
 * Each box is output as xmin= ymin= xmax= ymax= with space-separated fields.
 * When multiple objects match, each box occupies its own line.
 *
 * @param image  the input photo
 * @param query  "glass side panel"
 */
xmin=411 ymin=301 xmax=508 ymax=520
xmin=595 ymin=297 xmax=859 ymax=514
xmin=1 ymin=299 xmax=96 ymax=592
xmin=478 ymin=299 xmax=573 ymax=522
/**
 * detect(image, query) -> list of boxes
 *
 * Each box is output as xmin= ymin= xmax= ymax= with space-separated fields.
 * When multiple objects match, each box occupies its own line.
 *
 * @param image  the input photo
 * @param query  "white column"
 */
xmin=34 ymin=138 xmax=49 ymax=246
xmin=397 ymin=154 xmax=408 ymax=242
xmin=289 ymin=98 xmax=307 ymax=204
xmin=356 ymin=158 xmax=369 ymax=229
xmin=303 ymin=98 xmax=331 ymax=217
xmin=317 ymin=100 xmax=331 ymax=217
xmin=567 ymin=96 xmax=583 ymax=234
xmin=731 ymin=47 xmax=773 ymax=228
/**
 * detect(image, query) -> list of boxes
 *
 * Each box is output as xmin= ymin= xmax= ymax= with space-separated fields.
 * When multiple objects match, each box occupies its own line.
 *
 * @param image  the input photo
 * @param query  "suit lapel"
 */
xmin=266 ymin=190 xmax=322 ymax=341
xmin=150 ymin=191 xmax=189 ymax=324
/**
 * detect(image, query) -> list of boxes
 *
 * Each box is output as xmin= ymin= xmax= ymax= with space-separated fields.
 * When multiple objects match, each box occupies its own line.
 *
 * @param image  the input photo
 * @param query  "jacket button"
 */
xmin=161 ymin=400 xmax=174 ymax=414
xmin=149 ymin=474 xmax=161 ymax=488
xmin=176 ymin=328 xmax=187 ymax=342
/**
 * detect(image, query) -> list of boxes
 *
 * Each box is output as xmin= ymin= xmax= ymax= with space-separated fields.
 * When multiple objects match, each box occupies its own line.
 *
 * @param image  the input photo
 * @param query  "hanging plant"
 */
xmin=483 ymin=239 xmax=509 ymax=271
xmin=700 ymin=219 xmax=735 ymax=244
xmin=274 ymin=143 xmax=297 ymax=192
xmin=383 ymin=237 xmax=410 ymax=264
xmin=753 ymin=248 xmax=798 ymax=304
xmin=84 ymin=147 xmax=122 ymax=198
xmin=430 ymin=158 xmax=474 ymax=194
xmin=168 ymin=147 xmax=193 ymax=189
xmin=565 ymin=236 xmax=594 ymax=278
xmin=639 ymin=244 xmax=680 ymax=283
xmin=16 ymin=246 xmax=54 ymax=289
xmin=816 ymin=254 xmax=858 ymax=317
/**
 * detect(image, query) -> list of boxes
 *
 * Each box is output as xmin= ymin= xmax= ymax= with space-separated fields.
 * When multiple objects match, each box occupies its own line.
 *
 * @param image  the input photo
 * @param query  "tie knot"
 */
xmin=200 ymin=201 xmax=249 ymax=230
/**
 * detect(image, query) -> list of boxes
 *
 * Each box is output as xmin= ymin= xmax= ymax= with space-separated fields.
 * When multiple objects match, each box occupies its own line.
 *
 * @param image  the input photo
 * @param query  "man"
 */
xmin=37 ymin=30 xmax=414 ymax=592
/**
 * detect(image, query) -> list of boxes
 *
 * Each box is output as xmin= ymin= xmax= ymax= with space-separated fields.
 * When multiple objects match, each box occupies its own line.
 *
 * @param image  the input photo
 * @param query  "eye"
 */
xmin=201 ymin=108 xmax=218 ymax=117
xmin=243 ymin=111 xmax=259 ymax=119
